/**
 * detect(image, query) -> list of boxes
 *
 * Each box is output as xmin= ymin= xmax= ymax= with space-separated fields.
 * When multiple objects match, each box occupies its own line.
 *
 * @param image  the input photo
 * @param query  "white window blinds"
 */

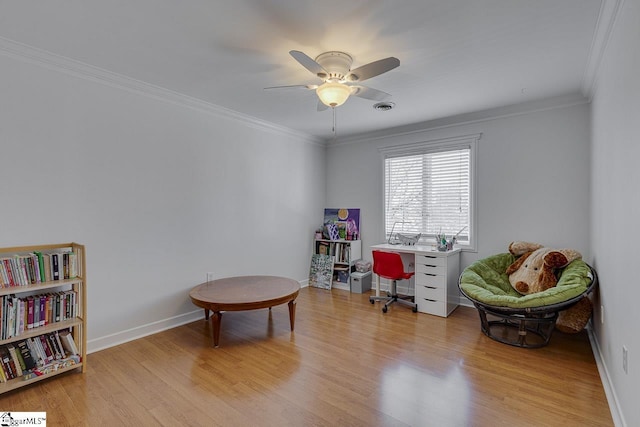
xmin=384 ymin=147 xmax=471 ymax=244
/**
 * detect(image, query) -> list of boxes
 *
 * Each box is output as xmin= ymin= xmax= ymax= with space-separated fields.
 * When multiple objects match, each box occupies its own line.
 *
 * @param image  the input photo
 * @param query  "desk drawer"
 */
xmin=416 ymin=297 xmax=447 ymax=317
xmin=416 ymin=283 xmax=445 ymax=300
xmin=415 ymin=272 xmax=445 ymax=288
xmin=416 ymin=254 xmax=446 ymax=267
xmin=416 ymin=263 xmax=446 ymax=275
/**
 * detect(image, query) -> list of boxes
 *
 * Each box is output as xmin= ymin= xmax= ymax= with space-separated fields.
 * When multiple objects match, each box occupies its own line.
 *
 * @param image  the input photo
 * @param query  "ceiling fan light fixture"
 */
xmin=316 ymin=81 xmax=351 ymax=108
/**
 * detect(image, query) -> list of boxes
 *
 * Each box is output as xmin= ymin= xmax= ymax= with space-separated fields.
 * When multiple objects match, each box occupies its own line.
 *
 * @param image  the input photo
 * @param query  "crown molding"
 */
xmin=581 ymin=0 xmax=625 ymax=100
xmin=332 ymin=92 xmax=589 ymax=146
xmin=0 ymin=36 xmax=324 ymax=146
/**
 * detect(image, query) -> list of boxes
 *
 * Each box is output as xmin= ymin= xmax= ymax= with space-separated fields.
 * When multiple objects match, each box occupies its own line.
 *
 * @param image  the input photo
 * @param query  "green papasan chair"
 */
xmin=458 ymin=253 xmax=597 ymax=348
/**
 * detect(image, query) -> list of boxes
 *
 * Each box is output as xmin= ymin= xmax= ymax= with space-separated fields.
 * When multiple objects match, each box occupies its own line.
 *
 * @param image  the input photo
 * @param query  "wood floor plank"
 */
xmin=0 ymin=287 xmax=613 ymax=426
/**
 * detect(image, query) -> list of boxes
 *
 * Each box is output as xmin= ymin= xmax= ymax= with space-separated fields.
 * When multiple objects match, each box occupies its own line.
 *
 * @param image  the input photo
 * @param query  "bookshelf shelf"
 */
xmin=0 ymin=318 xmax=83 ymax=347
xmin=0 ymin=361 xmax=83 ymax=393
xmin=0 ymin=278 xmax=83 ymax=297
xmin=0 ymin=242 xmax=86 ymax=393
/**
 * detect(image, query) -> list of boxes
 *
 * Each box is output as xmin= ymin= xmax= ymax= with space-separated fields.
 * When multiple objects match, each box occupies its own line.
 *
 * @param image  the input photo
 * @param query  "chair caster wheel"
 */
xmin=382 ymin=305 xmax=388 ymax=313
xmin=369 ymin=298 xmax=375 ymax=304
xmin=412 ymin=306 xmax=418 ymax=313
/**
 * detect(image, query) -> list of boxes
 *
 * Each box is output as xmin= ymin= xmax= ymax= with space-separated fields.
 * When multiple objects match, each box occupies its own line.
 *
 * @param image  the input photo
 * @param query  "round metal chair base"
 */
xmin=475 ymin=304 xmax=558 ymax=348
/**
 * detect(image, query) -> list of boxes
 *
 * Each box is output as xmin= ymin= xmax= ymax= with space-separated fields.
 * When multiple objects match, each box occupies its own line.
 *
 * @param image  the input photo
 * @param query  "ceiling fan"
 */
xmin=266 ymin=50 xmax=400 ymax=111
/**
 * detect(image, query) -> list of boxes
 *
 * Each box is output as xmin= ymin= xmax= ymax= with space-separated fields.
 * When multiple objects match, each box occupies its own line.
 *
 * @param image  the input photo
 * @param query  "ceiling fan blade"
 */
xmin=350 ymin=85 xmax=392 ymax=102
xmin=317 ymin=100 xmax=329 ymax=112
xmin=264 ymin=84 xmax=317 ymax=90
xmin=346 ymin=57 xmax=400 ymax=82
xmin=290 ymin=50 xmax=327 ymax=77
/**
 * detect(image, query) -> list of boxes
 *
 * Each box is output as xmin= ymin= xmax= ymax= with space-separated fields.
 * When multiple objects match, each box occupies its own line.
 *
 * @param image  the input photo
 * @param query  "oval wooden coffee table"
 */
xmin=189 ymin=275 xmax=300 ymax=347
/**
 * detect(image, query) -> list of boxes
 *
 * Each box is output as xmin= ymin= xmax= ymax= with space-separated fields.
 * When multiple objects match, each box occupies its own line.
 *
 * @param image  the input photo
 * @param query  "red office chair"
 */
xmin=369 ymin=250 xmax=417 ymax=313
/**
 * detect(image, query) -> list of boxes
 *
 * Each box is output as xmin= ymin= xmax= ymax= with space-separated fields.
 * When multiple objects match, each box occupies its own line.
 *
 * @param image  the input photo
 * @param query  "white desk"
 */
xmin=371 ymin=243 xmax=461 ymax=317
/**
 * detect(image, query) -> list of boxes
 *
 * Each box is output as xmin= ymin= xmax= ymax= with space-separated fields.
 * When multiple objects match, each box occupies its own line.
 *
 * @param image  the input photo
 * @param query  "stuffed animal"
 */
xmin=556 ymin=297 xmax=593 ymax=334
xmin=506 ymin=241 xmax=592 ymax=333
xmin=506 ymin=241 xmax=582 ymax=294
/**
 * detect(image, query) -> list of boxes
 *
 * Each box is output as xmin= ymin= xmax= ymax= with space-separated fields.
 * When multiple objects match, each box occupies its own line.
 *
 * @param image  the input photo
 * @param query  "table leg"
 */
xmin=288 ymin=299 xmax=297 ymax=331
xmin=211 ymin=311 xmax=222 ymax=348
xmin=204 ymin=308 xmax=210 ymax=320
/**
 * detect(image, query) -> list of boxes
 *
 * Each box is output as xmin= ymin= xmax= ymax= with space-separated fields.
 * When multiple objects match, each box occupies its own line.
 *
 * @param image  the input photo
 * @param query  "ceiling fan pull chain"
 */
xmin=332 ymin=107 xmax=337 ymax=137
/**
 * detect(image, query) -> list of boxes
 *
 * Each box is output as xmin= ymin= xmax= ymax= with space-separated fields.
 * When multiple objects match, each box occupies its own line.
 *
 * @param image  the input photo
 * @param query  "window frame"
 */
xmin=379 ymin=133 xmax=480 ymax=252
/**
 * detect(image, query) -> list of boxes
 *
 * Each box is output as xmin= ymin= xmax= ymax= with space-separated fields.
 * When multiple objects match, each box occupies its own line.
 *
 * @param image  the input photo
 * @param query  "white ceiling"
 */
xmin=0 ymin=1 xmax=604 ymax=141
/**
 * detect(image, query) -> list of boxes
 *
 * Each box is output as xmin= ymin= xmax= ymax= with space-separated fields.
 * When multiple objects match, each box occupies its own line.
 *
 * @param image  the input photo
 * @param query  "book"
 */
xmin=25 ymin=256 xmax=34 ymax=284
xmin=0 ymin=262 xmax=7 ymax=287
xmin=54 ymin=293 xmax=61 ymax=322
xmin=58 ymin=330 xmax=79 ymax=356
xmin=45 ymin=334 xmax=63 ymax=360
xmin=1 ymin=296 xmax=6 ymax=340
xmin=38 ymin=335 xmax=54 ymax=364
xmin=26 ymin=297 xmax=34 ymax=330
xmin=17 ymin=256 xmax=29 ymax=285
xmin=16 ymin=340 xmax=37 ymax=371
xmin=26 ymin=338 xmax=45 ymax=368
xmin=33 ymin=296 xmax=40 ymax=330
xmin=51 ymin=253 xmax=60 ymax=281
xmin=39 ymin=296 xmax=46 ymax=327
xmin=6 ymin=296 xmax=15 ymax=339
xmin=43 ymin=294 xmax=49 ymax=326
xmin=69 ymin=291 xmax=77 ymax=318
xmin=7 ymin=345 xmax=24 ymax=377
xmin=8 ymin=258 xmax=20 ymax=286
xmin=2 ymin=259 xmax=14 ymax=286
xmin=17 ymin=299 xmax=25 ymax=336
xmin=0 ymin=346 xmax=17 ymax=379
xmin=34 ymin=252 xmax=45 ymax=283
xmin=42 ymin=253 xmax=52 ymax=282
xmin=67 ymin=251 xmax=78 ymax=279
xmin=53 ymin=331 xmax=66 ymax=358
xmin=63 ymin=253 xmax=69 ymax=280
xmin=0 ymin=359 xmax=6 ymax=382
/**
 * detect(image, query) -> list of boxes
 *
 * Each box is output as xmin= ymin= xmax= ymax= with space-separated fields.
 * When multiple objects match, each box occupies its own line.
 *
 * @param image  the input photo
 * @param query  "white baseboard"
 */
xmin=377 ymin=280 xmax=413 ymax=296
xmin=587 ymin=326 xmax=627 ymax=427
xmin=87 ymin=309 xmax=205 ymax=354
xmin=88 ymin=279 xmax=308 ymax=354
xmin=458 ymin=294 xmax=474 ymax=308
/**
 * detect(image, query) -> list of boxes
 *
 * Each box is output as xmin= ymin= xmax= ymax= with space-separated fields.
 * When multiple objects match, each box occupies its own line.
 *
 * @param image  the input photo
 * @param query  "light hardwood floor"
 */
xmin=0 ymin=287 xmax=613 ymax=426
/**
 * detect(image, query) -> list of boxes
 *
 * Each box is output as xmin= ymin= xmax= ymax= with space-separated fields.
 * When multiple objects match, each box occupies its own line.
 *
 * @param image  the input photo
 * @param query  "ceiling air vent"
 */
xmin=373 ymin=101 xmax=395 ymax=111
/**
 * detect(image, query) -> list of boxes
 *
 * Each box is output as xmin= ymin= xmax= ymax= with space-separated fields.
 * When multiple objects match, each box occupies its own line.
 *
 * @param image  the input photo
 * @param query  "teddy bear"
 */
xmin=506 ymin=241 xmax=582 ymax=294
xmin=506 ymin=241 xmax=592 ymax=333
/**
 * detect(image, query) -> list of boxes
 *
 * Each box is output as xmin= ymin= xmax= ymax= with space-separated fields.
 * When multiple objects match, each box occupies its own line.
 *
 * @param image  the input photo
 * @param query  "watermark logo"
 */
xmin=0 ymin=412 xmax=46 ymax=426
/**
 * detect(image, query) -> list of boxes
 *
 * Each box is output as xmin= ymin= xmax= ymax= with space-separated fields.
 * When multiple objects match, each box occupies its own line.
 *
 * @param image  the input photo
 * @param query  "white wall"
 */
xmin=590 ymin=0 xmax=640 ymax=425
xmin=327 ymin=102 xmax=591 ymax=270
xmin=0 ymin=53 xmax=326 ymax=351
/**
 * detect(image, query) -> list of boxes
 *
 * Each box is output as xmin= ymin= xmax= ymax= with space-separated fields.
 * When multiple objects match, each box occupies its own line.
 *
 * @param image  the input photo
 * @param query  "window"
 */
xmin=380 ymin=134 xmax=479 ymax=250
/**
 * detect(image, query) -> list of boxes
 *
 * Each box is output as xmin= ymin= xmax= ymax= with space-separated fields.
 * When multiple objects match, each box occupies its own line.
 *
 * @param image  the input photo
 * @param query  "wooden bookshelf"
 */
xmin=0 ymin=243 xmax=86 ymax=393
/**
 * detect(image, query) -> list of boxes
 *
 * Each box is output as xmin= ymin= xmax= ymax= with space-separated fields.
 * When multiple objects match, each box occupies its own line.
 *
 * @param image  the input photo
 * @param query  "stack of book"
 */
xmin=0 ymin=331 xmax=80 ymax=382
xmin=314 ymin=241 xmax=351 ymax=263
xmin=0 ymin=250 xmax=78 ymax=287
xmin=0 ymin=291 xmax=78 ymax=340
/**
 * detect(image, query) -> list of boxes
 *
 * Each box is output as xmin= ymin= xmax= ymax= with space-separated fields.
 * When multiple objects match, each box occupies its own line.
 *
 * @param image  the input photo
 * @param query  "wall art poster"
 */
xmin=323 ymin=208 xmax=360 ymax=240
